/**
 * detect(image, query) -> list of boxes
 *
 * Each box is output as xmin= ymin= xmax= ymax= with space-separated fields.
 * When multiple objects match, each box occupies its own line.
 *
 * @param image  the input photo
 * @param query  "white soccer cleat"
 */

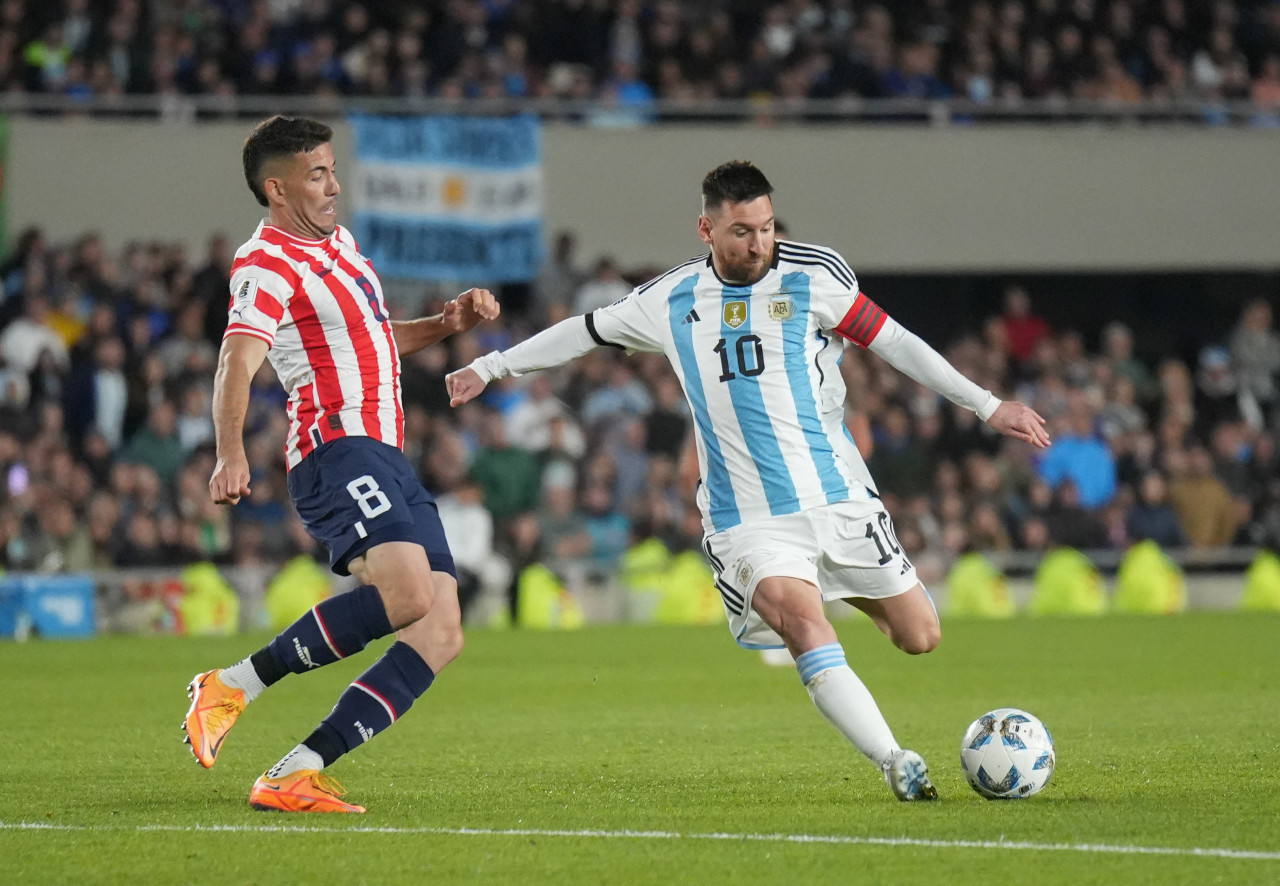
xmin=882 ymin=749 xmax=938 ymax=801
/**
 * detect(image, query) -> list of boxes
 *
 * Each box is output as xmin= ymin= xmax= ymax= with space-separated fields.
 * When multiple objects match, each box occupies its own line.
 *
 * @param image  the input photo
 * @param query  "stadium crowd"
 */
xmin=3 ymin=0 xmax=1280 ymax=113
xmin=0 ymin=226 xmax=1278 ymax=600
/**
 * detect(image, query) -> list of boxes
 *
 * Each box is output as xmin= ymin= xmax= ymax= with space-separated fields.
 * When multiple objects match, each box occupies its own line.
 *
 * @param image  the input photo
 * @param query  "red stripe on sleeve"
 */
xmin=858 ymin=306 xmax=887 ymax=345
xmin=223 ymin=324 xmax=274 ymax=345
xmin=836 ymin=295 xmax=872 ymax=340
xmin=231 ymin=251 xmax=303 ymax=286
xmin=253 ymin=292 xmax=285 ymax=322
xmin=836 ymin=293 xmax=888 ymax=347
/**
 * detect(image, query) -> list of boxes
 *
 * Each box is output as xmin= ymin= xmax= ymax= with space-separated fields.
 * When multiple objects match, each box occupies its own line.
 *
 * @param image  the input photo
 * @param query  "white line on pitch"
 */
xmin=2 ymin=821 xmax=1277 ymax=861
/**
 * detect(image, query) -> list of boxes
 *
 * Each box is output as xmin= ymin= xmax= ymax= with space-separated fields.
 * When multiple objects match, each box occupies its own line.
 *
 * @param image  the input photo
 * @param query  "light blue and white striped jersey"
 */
xmin=590 ymin=240 xmax=887 ymax=534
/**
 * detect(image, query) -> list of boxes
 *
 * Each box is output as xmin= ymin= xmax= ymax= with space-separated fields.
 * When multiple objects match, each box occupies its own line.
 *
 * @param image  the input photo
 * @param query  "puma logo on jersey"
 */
xmin=293 ymin=637 xmax=318 ymax=669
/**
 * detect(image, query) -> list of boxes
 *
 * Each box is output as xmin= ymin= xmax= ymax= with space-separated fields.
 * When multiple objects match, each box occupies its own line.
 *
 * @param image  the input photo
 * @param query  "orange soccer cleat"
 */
xmin=249 ymin=770 xmax=366 ymax=813
xmin=182 ymin=670 xmax=246 ymax=768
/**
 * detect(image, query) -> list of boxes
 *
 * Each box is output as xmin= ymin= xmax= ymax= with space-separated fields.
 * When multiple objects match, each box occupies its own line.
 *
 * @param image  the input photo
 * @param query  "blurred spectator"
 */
xmin=436 ymin=474 xmax=510 ymax=618
xmin=537 ymin=466 xmax=592 ymax=561
xmin=123 ymin=400 xmax=186 ymax=485
xmin=581 ymin=359 xmax=652 ymax=428
xmin=1000 ymin=286 xmax=1051 ymax=368
xmin=1194 ymin=345 xmax=1241 ymax=435
xmin=1100 ymin=321 xmax=1155 ymax=400
xmin=1126 ymin=471 xmax=1187 ymax=547
xmin=1166 ymin=446 xmax=1239 ymax=547
xmin=867 ymin=405 xmax=934 ymax=499
xmin=1036 ymin=394 xmax=1117 ymax=509
xmin=27 ymin=495 xmax=93 ymax=573
xmin=0 ymin=295 xmax=69 ymax=376
xmin=505 ymin=373 xmax=586 ymax=458
xmin=533 ymin=230 xmax=584 ymax=319
xmin=1043 ymin=479 xmax=1109 ymax=549
xmin=580 ymin=480 xmax=630 ymax=569
xmin=1228 ymin=298 xmax=1280 ymax=428
xmin=468 ymin=408 xmax=542 ymax=523
xmin=572 ymin=256 xmax=631 ymax=315
xmin=643 ymin=373 xmax=689 ymax=459
xmin=64 ymin=336 xmax=129 ymax=450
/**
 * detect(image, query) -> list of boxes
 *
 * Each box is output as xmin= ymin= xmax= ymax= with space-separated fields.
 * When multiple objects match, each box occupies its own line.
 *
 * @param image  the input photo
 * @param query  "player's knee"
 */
xmin=782 ymin=613 xmax=837 ymax=651
xmin=380 ymin=578 xmax=435 ymax=627
xmin=896 ymin=623 xmax=940 ymax=655
xmin=435 ymin=624 xmax=465 ymax=667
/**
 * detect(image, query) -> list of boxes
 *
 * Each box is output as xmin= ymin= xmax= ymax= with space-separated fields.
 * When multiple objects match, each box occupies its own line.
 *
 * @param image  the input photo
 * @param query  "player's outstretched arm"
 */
xmin=445 ymin=313 xmax=607 ymax=408
xmin=210 ymin=333 xmax=270 ymax=505
xmin=391 ymin=287 xmax=500 ymax=356
xmin=986 ymin=400 xmax=1051 ymax=448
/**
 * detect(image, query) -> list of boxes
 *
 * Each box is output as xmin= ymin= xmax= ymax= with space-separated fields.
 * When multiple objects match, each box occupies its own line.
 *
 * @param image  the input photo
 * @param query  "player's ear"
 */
xmin=263 ymin=175 xmax=286 ymax=207
xmin=696 ymin=214 xmax=713 ymax=245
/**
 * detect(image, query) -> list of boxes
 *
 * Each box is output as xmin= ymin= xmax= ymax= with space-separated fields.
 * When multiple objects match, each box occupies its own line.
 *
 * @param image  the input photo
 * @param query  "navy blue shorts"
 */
xmin=287 ymin=436 xmax=456 ymax=578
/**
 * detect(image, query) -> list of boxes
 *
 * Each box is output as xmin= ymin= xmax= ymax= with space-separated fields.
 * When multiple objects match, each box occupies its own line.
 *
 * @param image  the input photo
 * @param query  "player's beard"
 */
xmin=722 ymin=255 xmax=769 ymax=285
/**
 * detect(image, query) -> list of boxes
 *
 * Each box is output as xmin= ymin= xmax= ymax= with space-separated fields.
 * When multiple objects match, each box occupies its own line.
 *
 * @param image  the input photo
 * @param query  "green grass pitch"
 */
xmin=1 ymin=611 xmax=1277 ymax=885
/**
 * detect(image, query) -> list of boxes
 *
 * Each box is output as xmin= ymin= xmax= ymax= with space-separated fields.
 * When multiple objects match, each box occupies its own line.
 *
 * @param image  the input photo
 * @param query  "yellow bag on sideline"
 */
xmin=1028 ymin=547 xmax=1107 ymax=616
xmin=178 ymin=562 xmax=240 ymax=636
xmin=264 ymin=555 xmax=332 ymax=631
xmin=1241 ymin=549 xmax=1280 ymax=611
xmin=1113 ymin=540 xmax=1186 ymax=614
xmin=516 ymin=563 xmax=584 ymax=630
xmin=944 ymin=552 xmax=1014 ymax=618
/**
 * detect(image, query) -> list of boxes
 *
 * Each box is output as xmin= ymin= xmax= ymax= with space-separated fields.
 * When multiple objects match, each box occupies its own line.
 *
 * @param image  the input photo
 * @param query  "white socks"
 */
xmin=220 ymin=657 xmax=267 ymax=703
xmin=266 ymin=744 xmax=324 ymax=779
xmin=795 ymin=643 xmax=899 ymax=768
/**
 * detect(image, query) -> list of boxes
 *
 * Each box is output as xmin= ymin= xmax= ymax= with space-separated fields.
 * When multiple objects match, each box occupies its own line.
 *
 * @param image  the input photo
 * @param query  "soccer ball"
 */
xmin=960 ymin=708 xmax=1055 ymax=799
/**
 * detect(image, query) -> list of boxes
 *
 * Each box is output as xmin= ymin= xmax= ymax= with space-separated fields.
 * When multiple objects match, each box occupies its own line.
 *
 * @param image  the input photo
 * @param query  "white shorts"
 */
xmin=702 ymin=498 xmax=920 ymax=650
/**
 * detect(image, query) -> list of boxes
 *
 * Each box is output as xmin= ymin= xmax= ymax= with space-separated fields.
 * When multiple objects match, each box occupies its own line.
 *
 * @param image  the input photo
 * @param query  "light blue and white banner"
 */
xmin=349 ymin=114 xmax=543 ymax=282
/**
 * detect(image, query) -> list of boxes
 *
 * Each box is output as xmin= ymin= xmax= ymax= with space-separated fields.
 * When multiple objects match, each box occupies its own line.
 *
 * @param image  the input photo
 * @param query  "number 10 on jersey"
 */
xmin=714 ymin=335 xmax=766 ymax=383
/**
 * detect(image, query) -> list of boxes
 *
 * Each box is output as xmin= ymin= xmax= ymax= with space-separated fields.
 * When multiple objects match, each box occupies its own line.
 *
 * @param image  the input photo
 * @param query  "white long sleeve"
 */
xmin=867 ymin=316 xmax=1002 ymax=421
xmin=469 ymin=315 xmax=603 ymax=383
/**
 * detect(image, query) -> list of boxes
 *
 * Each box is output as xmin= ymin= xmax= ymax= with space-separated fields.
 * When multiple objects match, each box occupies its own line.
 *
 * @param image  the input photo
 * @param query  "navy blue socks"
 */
xmin=255 ymin=584 xmax=395 ymax=684
xmin=303 ymin=641 xmax=436 ymax=765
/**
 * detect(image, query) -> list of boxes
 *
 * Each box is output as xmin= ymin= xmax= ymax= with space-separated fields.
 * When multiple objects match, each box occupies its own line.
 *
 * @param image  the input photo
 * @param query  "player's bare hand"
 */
xmin=443 ymin=288 xmax=500 ymax=333
xmin=987 ymin=401 xmax=1051 ymax=449
xmin=446 ymin=366 xmax=489 ymax=407
xmin=209 ymin=453 xmax=252 ymax=504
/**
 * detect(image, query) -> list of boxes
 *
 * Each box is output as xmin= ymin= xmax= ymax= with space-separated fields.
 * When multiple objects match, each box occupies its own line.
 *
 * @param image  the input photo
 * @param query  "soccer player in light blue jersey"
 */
xmin=447 ymin=160 xmax=1050 ymax=801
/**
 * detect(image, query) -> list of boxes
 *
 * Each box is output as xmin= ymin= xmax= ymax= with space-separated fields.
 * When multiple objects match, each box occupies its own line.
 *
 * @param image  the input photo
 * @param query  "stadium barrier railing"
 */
xmin=0 ymin=543 xmax=1271 ymax=640
xmin=1 ymin=93 xmax=1277 ymax=126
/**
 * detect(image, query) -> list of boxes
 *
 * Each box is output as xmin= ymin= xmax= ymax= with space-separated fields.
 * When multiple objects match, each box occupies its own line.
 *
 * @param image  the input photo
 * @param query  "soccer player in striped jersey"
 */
xmin=447 ymin=160 xmax=1050 ymax=801
xmin=182 ymin=116 xmax=499 ymax=813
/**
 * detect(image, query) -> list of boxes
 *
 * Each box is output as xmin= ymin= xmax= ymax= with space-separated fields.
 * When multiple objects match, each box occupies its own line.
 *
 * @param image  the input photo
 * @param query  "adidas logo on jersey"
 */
xmin=681 ymin=308 xmax=701 ymax=325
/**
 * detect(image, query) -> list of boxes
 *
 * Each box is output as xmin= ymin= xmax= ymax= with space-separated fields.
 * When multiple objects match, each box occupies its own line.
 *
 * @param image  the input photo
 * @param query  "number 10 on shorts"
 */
xmin=347 ymin=474 xmax=392 ymax=538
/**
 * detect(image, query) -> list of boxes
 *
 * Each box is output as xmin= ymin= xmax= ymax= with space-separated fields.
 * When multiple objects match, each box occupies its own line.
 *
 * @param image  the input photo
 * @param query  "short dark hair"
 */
xmin=242 ymin=115 xmax=333 ymax=207
xmin=701 ymin=160 xmax=773 ymax=212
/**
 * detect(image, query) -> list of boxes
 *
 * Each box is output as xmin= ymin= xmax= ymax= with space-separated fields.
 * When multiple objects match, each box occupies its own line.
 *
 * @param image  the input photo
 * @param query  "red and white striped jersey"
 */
xmin=226 ymin=221 xmax=403 ymax=469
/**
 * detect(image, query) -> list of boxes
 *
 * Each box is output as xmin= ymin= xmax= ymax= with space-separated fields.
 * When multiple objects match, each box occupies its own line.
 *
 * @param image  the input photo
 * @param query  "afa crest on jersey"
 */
xmin=768 ymin=294 xmax=794 ymax=321
xmin=723 ymin=300 xmax=748 ymax=329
